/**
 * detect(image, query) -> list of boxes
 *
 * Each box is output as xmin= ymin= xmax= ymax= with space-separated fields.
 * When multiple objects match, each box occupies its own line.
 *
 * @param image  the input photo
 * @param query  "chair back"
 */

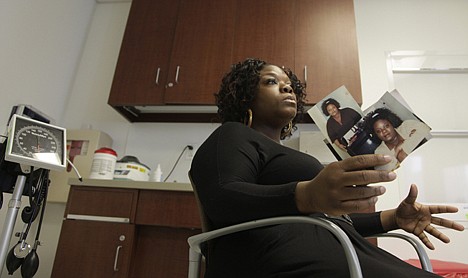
xmin=188 ymin=171 xmax=213 ymax=232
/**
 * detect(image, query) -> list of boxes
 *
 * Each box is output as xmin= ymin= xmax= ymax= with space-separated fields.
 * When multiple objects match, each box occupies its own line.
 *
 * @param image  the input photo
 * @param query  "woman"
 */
xmin=321 ymin=98 xmax=362 ymax=151
xmin=363 ymin=108 xmax=431 ymax=171
xmin=190 ymin=58 xmax=463 ymax=277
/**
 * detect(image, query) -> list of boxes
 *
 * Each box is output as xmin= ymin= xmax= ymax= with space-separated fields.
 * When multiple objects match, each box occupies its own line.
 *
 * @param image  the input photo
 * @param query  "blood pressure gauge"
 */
xmin=5 ymin=114 xmax=66 ymax=171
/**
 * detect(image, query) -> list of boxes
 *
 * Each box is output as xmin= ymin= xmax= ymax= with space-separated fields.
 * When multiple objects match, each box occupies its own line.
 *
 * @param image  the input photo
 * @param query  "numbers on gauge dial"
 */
xmin=14 ymin=125 xmax=60 ymax=158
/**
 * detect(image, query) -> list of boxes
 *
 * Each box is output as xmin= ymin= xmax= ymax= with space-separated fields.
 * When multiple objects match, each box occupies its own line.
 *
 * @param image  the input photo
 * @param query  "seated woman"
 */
xmin=190 ymin=58 xmax=463 ymax=277
xmin=321 ymin=98 xmax=362 ymax=151
xmin=362 ymin=108 xmax=431 ymax=171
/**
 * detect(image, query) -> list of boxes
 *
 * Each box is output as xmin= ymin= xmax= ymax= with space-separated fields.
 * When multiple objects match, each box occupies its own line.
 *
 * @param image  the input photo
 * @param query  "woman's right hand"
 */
xmin=295 ymin=154 xmax=396 ymax=216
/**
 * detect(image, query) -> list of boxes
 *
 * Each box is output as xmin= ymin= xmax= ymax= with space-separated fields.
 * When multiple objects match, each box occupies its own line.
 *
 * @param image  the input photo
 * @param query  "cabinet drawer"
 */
xmin=66 ymin=186 xmax=139 ymax=222
xmin=135 ymin=190 xmax=201 ymax=228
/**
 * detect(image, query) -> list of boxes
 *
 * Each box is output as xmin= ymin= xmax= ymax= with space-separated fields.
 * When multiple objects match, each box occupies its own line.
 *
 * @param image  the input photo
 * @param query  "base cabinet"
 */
xmin=52 ymin=220 xmax=135 ymax=278
xmin=51 ymin=185 xmax=202 ymax=278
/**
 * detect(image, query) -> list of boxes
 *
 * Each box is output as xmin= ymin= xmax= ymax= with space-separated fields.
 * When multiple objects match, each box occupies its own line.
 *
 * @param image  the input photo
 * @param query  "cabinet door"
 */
xmin=108 ymin=0 xmax=180 ymax=106
xmin=164 ymin=0 xmax=236 ymax=104
xmin=295 ymin=0 xmax=362 ymax=104
xmin=232 ymin=0 xmax=296 ymax=69
xmin=130 ymin=226 xmax=201 ymax=277
xmin=52 ymin=220 xmax=135 ymax=278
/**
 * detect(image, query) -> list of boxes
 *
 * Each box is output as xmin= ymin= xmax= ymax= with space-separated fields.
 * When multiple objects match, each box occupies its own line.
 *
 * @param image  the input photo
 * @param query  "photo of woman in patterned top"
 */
xmin=362 ymin=107 xmax=431 ymax=171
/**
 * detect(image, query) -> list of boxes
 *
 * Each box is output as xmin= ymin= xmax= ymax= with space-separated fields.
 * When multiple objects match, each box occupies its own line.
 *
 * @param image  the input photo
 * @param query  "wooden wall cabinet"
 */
xmin=108 ymin=0 xmax=361 ymax=122
xmin=232 ymin=0 xmax=296 ymax=69
xmin=51 ymin=185 xmax=202 ymax=278
xmin=231 ymin=0 xmax=362 ymax=105
xmin=108 ymin=0 xmax=236 ymax=121
xmin=295 ymin=0 xmax=362 ymax=104
xmin=108 ymin=0 xmax=179 ymax=107
xmin=163 ymin=0 xmax=236 ymax=105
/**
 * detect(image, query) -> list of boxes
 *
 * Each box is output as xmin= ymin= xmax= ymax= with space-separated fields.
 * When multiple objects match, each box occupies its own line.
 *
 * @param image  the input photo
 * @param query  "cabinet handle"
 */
xmin=304 ymin=65 xmax=308 ymax=84
xmin=175 ymin=65 xmax=180 ymax=84
xmin=113 ymin=245 xmax=123 ymax=271
xmin=66 ymin=214 xmax=130 ymax=223
xmin=155 ymin=68 xmax=161 ymax=85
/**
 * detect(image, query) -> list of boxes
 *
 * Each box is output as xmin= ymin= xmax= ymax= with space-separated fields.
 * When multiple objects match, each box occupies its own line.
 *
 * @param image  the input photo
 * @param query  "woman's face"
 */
xmin=250 ymin=65 xmax=297 ymax=126
xmin=373 ymin=119 xmax=397 ymax=142
xmin=326 ymin=104 xmax=339 ymax=117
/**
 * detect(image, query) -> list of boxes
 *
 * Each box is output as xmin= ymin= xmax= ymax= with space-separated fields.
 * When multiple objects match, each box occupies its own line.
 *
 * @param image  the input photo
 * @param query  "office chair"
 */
xmin=187 ymin=172 xmax=433 ymax=278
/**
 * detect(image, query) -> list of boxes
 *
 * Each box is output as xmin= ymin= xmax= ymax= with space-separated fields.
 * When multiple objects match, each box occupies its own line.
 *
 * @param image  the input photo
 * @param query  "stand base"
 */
xmin=0 ymin=175 xmax=26 ymax=275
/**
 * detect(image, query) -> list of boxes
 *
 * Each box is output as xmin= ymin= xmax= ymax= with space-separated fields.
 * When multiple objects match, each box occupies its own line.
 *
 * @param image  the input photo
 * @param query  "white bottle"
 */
xmin=89 ymin=148 xmax=117 ymax=180
xmin=152 ymin=164 xmax=163 ymax=182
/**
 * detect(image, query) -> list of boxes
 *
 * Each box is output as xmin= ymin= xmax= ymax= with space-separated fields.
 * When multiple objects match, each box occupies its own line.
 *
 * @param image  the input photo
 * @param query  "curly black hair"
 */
xmin=361 ymin=107 xmax=403 ymax=137
xmin=321 ymin=98 xmax=341 ymax=116
xmin=214 ymin=58 xmax=307 ymax=139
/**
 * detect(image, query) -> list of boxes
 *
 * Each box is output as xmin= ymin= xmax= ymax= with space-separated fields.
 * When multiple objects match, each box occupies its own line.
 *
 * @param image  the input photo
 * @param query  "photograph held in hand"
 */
xmin=308 ymin=86 xmax=431 ymax=171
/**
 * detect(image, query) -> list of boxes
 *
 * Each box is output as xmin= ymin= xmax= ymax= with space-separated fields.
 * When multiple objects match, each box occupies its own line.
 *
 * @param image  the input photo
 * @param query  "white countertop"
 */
xmin=68 ymin=178 xmax=193 ymax=192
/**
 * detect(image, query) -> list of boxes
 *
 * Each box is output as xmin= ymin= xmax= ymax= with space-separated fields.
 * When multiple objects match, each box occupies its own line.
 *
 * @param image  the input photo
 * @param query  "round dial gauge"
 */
xmin=14 ymin=125 xmax=61 ymax=158
xmin=6 ymin=114 xmax=66 ymax=171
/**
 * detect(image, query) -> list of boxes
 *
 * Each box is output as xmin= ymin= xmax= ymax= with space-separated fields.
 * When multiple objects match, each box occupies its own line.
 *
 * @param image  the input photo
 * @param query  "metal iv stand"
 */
xmin=0 ymin=175 xmax=27 ymax=275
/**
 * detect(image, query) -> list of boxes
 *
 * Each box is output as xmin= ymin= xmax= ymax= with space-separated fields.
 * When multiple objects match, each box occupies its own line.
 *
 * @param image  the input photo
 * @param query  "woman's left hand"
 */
xmin=395 ymin=184 xmax=465 ymax=249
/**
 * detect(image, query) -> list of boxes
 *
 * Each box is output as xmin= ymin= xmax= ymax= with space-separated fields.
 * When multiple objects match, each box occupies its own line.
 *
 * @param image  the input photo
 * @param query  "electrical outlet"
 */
xmin=185 ymin=144 xmax=197 ymax=160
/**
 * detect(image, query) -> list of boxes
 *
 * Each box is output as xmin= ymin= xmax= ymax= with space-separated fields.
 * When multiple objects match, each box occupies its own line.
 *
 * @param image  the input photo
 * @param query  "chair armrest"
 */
xmin=368 ymin=233 xmax=433 ymax=272
xmin=188 ymin=216 xmax=363 ymax=278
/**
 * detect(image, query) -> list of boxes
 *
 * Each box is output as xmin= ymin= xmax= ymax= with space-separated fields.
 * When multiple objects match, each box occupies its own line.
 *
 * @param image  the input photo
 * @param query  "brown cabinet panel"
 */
xmin=66 ymin=186 xmax=138 ymax=222
xmin=130 ymin=226 xmax=201 ymax=278
xmin=109 ymin=0 xmax=236 ymax=107
xmin=135 ymin=190 xmax=201 ymax=228
xmin=295 ymin=0 xmax=362 ymax=104
xmin=52 ymin=220 xmax=135 ymax=278
xmin=164 ymin=0 xmax=236 ymax=104
xmin=232 ymin=0 xmax=295 ymax=68
xmin=108 ymin=0 xmax=180 ymax=106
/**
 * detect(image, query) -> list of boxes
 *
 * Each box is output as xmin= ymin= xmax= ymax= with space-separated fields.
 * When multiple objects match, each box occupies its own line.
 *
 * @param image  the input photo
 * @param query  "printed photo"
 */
xmin=308 ymin=87 xmax=432 ymax=171
xmin=307 ymin=86 xmax=363 ymax=161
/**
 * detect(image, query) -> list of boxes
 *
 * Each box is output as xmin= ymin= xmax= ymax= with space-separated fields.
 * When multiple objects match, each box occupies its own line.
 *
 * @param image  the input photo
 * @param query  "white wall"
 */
xmin=1 ymin=0 xmax=467 ymax=276
xmin=0 ymin=1 xmax=96 ymax=277
xmin=0 ymin=0 xmax=95 ymax=128
xmin=354 ymin=0 xmax=468 ymax=263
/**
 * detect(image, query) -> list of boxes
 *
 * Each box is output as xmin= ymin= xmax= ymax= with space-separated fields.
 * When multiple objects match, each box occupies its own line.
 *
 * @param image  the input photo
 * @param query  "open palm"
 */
xmin=395 ymin=184 xmax=464 ymax=249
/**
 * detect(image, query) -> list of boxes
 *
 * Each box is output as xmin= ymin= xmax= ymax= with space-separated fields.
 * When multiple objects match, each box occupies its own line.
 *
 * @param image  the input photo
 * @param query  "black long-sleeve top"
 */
xmin=190 ymin=122 xmax=438 ymax=277
xmin=326 ymin=107 xmax=361 ymax=143
xmin=190 ymin=122 xmax=383 ymax=235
